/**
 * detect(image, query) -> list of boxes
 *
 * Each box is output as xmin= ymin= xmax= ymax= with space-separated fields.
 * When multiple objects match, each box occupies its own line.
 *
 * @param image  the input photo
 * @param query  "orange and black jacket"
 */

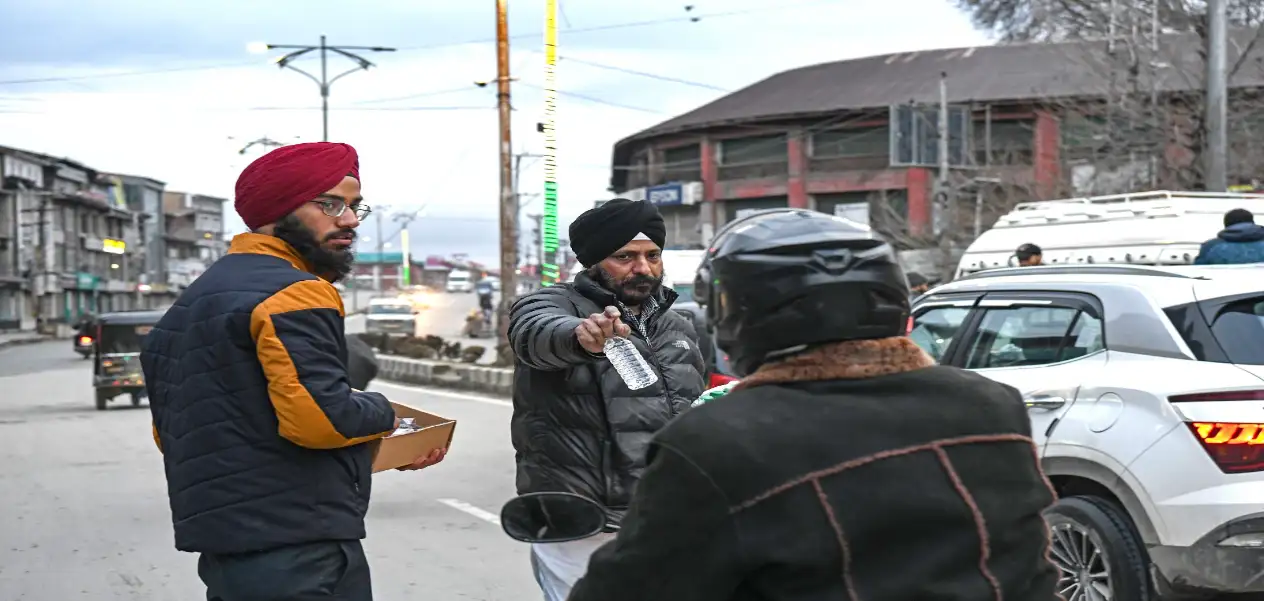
xmin=141 ymin=233 xmax=397 ymax=555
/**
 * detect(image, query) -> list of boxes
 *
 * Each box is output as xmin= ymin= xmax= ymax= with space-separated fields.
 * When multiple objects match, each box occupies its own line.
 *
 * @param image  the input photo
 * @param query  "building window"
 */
xmin=973 ymin=120 xmax=1035 ymax=165
xmin=716 ymin=134 xmax=788 ymax=180
xmin=660 ymin=144 xmax=701 ymax=184
xmin=810 ymin=126 xmax=890 ymax=170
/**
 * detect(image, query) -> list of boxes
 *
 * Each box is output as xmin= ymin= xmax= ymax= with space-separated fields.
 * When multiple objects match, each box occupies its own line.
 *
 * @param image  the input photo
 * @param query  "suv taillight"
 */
xmin=1187 ymin=422 xmax=1264 ymax=473
xmin=1171 ymin=391 xmax=1264 ymax=473
xmin=79 ymin=336 xmax=92 ymax=345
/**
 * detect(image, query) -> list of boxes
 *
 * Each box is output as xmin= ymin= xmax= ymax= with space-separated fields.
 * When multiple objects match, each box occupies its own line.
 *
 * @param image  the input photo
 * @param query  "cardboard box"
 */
xmin=369 ymin=401 xmax=457 ymax=473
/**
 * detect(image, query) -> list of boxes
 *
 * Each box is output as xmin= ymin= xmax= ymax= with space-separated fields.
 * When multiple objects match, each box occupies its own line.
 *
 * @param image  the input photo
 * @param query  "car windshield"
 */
xmin=369 ymin=305 xmax=412 ymax=315
xmin=672 ymin=284 xmax=695 ymax=304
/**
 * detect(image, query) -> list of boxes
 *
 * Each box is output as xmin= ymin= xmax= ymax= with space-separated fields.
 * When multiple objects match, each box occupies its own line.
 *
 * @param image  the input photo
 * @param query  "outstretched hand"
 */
xmin=576 ymin=306 xmax=632 ymax=354
xmin=397 ymin=447 xmax=447 ymax=471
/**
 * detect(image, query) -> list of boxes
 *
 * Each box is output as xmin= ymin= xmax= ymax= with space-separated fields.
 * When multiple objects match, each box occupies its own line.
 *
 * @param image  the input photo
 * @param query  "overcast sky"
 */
xmin=0 ymin=0 xmax=989 ymax=265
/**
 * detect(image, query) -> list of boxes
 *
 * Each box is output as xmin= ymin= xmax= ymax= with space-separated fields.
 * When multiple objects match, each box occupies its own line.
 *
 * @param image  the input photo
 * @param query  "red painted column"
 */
xmin=1033 ymin=110 xmax=1061 ymax=198
xmin=699 ymin=137 xmax=717 ymax=202
xmin=905 ymin=167 xmax=931 ymax=235
xmin=787 ymin=131 xmax=808 ymax=208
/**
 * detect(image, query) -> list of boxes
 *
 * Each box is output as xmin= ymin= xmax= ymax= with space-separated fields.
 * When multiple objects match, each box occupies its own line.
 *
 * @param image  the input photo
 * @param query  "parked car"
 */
xmin=909 ymin=263 xmax=1264 ymax=601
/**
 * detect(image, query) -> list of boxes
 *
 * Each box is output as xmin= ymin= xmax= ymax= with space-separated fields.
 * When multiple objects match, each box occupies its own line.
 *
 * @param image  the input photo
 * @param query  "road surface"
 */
xmin=0 ymin=339 xmax=533 ymax=600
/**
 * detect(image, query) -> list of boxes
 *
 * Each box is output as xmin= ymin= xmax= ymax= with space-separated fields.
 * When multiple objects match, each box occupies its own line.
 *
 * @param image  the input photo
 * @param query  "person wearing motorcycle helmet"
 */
xmin=568 ymin=209 xmax=1059 ymax=601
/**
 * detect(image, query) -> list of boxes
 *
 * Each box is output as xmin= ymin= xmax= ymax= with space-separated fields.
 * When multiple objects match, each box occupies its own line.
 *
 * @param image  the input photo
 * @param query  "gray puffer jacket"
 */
xmin=508 ymin=272 xmax=706 ymax=517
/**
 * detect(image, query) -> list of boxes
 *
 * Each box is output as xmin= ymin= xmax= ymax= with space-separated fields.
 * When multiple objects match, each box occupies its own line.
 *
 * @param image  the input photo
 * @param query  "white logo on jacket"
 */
xmin=673 ymin=339 xmax=691 ymax=350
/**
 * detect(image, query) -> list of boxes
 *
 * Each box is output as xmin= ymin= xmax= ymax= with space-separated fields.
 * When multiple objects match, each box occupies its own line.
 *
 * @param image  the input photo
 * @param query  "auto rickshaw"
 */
xmin=92 ymin=309 xmax=164 ymax=411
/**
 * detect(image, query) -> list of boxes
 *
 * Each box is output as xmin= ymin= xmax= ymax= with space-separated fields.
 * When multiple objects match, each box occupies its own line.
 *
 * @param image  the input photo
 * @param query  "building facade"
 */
xmin=162 ymin=191 xmax=227 ymax=294
xmin=112 ymin=173 xmax=168 ymax=305
xmin=610 ymin=35 xmax=1264 ymax=249
xmin=0 ymin=144 xmax=229 ymax=333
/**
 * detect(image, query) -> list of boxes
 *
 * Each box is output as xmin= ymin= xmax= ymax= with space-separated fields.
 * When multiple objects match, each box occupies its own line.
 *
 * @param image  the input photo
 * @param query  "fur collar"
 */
xmin=735 ymin=337 xmax=936 ymax=390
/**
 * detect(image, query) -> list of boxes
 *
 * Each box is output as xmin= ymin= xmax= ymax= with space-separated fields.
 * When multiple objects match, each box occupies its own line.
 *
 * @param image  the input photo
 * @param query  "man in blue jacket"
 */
xmin=1195 ymin=208 xmax=1264 ymax=265
xmin=142 ymin=142 xmax=444 ymax=601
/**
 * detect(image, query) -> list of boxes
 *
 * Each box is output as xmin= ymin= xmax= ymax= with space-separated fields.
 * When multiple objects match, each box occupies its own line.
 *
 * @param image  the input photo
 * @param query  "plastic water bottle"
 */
xmin=604 ymin=336 xmax=658 ymax=390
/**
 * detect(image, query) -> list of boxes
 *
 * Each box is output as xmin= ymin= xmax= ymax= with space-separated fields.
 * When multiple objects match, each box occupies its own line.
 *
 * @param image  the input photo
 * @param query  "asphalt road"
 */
xmin=0 ymin=340 xmax=532 ymax=600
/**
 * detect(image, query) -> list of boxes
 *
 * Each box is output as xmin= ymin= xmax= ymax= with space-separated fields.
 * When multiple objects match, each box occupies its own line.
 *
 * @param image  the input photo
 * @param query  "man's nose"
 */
xmin=630 ymin=257 xmax=652 ymax=275
xmin=337 ymin=209 xmax=361 ymax=229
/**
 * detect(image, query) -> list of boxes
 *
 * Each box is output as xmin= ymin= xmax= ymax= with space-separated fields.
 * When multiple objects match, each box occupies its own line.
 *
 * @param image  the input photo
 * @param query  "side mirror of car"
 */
xmin=500 ymin=492 xmax=607 ymax=544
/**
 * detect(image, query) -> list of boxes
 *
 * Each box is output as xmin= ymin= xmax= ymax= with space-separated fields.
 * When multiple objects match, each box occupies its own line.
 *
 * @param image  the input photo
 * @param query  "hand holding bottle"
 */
xmin=576 ymin=306 xmax=632 ymax=354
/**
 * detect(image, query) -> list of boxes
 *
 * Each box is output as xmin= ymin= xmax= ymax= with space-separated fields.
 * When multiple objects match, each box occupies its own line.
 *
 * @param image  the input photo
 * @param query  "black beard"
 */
xmin=587 ymin=265 xmax=663 ymax=306
xmin=272 ymin=214 xmax=355 ymax=282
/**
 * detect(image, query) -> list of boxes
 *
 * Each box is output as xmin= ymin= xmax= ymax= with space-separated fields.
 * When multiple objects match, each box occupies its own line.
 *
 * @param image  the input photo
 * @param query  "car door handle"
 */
xmin=1025 ymin=395 xmax=1067 ymax=410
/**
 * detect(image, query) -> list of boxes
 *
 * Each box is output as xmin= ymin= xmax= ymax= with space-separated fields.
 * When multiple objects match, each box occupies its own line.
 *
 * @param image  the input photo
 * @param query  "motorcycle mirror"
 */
xmin=500 ymin=492 xmax=607 ymax=544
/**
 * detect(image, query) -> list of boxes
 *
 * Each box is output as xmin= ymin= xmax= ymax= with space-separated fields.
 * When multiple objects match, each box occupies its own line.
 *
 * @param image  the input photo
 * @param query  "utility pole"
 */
xmin=251 ymin=36 xmax=397 ymax=141
xmin=496 ymin=0 xmax=518 ymax=346
xmin=1205 ymin=0 xmax=1229 ymax=191
xmin=374 ymin=205 xmax=389 ymax=294
xmin=935 ymin=72 xmax=954 ymax=281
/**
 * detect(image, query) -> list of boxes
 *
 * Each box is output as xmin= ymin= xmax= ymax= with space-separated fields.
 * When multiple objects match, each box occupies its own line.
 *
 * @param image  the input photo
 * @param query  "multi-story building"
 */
xmin=109 ymin=173 xmax=169 ymax=307
xmin=162 ymin=191 xmax=227 ymax=292
xmin=609 ymin=33 xmax=1264 ymax=249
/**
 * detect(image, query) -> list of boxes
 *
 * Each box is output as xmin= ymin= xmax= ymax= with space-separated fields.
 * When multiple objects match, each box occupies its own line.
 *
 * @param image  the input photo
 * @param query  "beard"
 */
xmin=272 ymin=214 xmax=356 ymax=282
xmin=587 ymin=265 xmax=663 ymax=306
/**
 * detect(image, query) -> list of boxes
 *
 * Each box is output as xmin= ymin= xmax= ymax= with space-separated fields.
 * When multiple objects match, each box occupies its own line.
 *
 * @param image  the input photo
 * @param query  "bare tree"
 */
xmin=954 ymin=0 xmax=1264 ymax=43
xmin=953 ymin=0 xmax=1264 ymax=193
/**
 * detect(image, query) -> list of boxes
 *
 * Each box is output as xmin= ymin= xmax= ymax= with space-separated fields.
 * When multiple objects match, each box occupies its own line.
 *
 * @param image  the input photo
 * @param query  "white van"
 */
xmin=956 ymin=190 xmax=1264 ymax=279
xmin=446 ymin=270 xmax=473 ymax=293
xmin=365 ymin=298 xmax=416 ymax=335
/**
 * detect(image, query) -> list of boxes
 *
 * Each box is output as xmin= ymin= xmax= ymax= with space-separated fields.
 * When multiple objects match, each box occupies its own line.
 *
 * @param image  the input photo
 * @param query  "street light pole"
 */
xmin=250 ymin=35 xmax=397 ymax=142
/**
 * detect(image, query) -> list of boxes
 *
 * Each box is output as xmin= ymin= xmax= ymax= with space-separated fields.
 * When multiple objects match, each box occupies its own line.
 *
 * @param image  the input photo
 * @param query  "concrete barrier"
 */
xmin=376 ymin=354 xmax=513 ymax=396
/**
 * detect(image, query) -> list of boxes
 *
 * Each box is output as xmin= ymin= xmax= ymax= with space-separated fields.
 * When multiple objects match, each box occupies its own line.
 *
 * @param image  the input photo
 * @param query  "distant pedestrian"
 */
xmin=508 ymin=198 xmax=706 ymax=601
xmin=1195 ymin=208 xmax=1264 ymax=265
xmin=141 ymin=142 xmax=445 ymax=601
xmin=1015 ymin=243 xmax=1043 ymax=266
xmin=907 ymin=272 xmax=931 ymax=301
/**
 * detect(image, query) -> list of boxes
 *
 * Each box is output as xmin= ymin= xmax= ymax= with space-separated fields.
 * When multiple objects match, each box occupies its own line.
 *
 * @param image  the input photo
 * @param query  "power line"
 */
xmin=556 ymin=55 xmax=730 ymax=92
xmin=243 ymin=105 xmax=492 ymax=112
xmin=0 ymin=0 xmax=839 ymax=88
xmin=393 ymin=0 xmax=842 ymax=52
xmin=516 ymin=81 xmax=665 ymax=113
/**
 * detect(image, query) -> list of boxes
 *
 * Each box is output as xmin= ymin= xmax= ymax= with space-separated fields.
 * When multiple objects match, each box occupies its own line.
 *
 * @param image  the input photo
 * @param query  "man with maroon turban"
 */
xmin=140 ymin=142 xmax=444 ymax=601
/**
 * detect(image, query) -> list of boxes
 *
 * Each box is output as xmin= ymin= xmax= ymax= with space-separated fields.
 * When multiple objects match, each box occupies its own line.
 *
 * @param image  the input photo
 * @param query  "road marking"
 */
xmin=372 ymin=380 xmax=513 ymax=408
xmin=437 ymin=498 xmax=502 ymax=525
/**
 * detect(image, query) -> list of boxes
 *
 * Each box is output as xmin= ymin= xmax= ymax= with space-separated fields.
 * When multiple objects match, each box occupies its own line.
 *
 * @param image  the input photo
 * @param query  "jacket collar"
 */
xmin=228 ymin=233 xmax=317 ymax=276
xmin=573 ymin=270 xmax=679 ymax=311
xmin=735 ymin=336 xmax=936 ymax=391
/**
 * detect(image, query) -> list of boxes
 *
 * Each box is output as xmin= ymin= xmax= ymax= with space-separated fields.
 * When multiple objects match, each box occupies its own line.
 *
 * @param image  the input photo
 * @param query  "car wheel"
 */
xmin=1044 ymin=496 xmax=1151 ymax=601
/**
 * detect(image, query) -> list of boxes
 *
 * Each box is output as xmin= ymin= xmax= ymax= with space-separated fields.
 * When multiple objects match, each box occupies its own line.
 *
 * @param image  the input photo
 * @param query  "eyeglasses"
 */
xmin=311 ymin=198 xmax=371 ymax=220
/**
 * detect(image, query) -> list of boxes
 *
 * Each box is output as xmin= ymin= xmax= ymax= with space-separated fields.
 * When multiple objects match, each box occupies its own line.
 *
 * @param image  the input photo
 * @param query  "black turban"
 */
xmin=569 ymin=199 xmax=666 ymax=267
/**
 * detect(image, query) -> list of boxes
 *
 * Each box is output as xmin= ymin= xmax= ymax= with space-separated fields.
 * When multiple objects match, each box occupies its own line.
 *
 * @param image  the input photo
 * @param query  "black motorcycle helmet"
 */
xmin=693 ymin=209 xmax=911 ymax=377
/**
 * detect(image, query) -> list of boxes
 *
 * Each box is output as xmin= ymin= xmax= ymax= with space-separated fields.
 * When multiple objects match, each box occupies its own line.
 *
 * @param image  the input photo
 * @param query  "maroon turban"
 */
xmin=234 ymin=142 xmax=360 ymax=230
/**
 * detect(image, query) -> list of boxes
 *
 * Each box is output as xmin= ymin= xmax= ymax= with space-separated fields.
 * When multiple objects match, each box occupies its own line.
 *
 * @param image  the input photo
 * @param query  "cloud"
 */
xmin=0 ymin=0 xmax=991 ymax=267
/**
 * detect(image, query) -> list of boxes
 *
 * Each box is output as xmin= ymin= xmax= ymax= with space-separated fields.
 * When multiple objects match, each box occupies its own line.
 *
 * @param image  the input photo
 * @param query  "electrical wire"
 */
xmin=515 ymin=81 xmax=665 ymax=114
xmin=0 ymin=0 xmax=840 ymax=87
xmin=556 ymin=55 xmax=730 ymax=92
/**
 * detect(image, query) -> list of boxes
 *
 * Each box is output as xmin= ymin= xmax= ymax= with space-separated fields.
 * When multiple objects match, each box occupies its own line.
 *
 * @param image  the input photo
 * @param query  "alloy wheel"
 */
xmin=1049 ymin=521 xmax=1113 ymax=601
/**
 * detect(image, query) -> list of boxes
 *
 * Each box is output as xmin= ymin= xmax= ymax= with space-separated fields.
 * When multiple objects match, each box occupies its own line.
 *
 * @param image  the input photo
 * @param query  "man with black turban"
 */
xmin=507 ymin=198 xmax=706 ymax=600
xmin=141 ymin=142 xmax=445 ymax=601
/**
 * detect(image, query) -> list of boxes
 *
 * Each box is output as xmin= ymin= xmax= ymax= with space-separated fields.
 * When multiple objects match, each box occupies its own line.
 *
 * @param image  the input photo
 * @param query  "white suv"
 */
xmin=911 ymin=264 xmax=1264 ymax=601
